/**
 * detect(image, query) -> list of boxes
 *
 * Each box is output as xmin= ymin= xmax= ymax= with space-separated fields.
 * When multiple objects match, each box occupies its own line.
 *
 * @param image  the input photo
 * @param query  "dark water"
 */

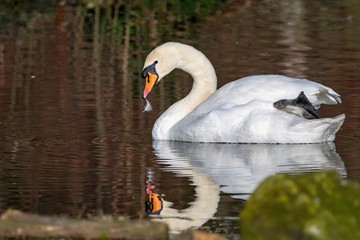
xmin=0 ymin=1 xmax=359 ymax=238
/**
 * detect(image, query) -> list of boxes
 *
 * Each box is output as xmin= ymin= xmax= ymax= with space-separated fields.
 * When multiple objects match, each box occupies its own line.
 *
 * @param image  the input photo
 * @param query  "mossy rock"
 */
xmin=0 ymin=210 xmax=169 ymax=239
xmin=240 ymin=171 xmax=360 ymax=240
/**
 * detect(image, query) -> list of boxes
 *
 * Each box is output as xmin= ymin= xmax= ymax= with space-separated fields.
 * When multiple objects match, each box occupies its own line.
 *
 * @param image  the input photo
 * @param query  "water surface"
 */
xmin=0 ymin=0 xmax=359 ymax=238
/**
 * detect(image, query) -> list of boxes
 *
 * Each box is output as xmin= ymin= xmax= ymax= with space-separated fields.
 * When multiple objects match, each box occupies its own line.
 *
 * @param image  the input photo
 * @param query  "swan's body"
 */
xmin=141 ymin=42 xmax=345 ymax=143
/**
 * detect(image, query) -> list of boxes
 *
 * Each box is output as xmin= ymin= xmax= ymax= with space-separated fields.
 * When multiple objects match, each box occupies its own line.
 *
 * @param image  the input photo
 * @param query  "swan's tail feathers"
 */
xmin=273 ymin=91 xmax=320 ymax=119
xmin=321 ymin=113 xmax=346 ymax=141
xmin=296 ymin=113 xmax=346 ymax=142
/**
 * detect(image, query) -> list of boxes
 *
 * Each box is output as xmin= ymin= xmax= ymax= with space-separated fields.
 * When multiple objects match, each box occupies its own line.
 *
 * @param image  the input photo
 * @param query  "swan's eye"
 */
xmin=141 ymin=61 xmax=158 ymax=79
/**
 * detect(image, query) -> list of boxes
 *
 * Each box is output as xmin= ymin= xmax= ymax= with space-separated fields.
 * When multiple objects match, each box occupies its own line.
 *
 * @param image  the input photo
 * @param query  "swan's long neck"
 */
xmin=153 ymin=45 xmax=217 ymax=140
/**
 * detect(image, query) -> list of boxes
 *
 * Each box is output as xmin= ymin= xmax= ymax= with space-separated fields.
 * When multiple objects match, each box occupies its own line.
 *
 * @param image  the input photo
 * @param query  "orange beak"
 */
xmin=143 ymin=72 xmax=158 ymax=99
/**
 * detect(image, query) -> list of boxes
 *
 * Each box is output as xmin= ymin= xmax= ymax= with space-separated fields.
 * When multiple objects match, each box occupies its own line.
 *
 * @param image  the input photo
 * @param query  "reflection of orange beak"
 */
xmin=147 ymin=193 xmax=163 ymax=214
xmin=143 ymin=72 xmax=158 ymax=99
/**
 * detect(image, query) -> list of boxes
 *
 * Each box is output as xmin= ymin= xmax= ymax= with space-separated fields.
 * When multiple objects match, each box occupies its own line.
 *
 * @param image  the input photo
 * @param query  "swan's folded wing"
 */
xmin=313 ymin=87 xmax=342 ymax=105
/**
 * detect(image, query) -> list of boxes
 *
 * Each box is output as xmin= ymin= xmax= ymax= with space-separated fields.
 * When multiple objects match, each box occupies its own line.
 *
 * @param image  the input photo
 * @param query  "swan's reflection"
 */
xmin=151 ymin=141 xmax=346 ymax=233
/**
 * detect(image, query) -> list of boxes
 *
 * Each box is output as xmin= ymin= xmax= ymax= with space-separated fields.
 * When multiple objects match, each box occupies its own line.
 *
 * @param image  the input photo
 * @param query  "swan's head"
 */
xmin=141 ymin=43 xmax=181 ymax=99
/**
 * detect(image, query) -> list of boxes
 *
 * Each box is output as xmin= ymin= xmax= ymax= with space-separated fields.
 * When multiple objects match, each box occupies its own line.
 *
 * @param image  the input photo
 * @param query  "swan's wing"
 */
xmin=195 ymin=75 xmax=341 ymax=113
xmin=313 ymin=87 xmax=342 ymax=106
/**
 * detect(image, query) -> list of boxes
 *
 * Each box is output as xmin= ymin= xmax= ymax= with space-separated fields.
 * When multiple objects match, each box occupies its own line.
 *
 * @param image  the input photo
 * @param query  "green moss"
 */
xmin=99 ymin=231 xmax=109 ymax=240
xmin=240 ymin=171 xmax=360 ymax=240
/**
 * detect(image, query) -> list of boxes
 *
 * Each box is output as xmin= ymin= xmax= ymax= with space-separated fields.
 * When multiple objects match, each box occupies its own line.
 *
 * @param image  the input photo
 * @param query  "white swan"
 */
xmin=141 ymin=42 xmax=345 ymax=143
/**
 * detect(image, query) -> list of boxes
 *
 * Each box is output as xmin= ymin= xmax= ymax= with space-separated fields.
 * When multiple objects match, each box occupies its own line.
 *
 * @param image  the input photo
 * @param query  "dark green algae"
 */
xmin=240 ymin=171 xmax=360 ymax=240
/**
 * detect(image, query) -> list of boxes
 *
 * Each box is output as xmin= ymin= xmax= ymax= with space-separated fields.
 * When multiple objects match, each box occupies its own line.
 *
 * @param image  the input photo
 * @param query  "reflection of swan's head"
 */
xmin=151 ymin=140 xmax=220 ymax=234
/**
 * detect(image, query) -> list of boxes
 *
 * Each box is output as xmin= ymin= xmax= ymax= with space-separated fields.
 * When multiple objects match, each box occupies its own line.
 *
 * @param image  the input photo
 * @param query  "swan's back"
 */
xmin=189 ymin=75 xmax=339 ymax=116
